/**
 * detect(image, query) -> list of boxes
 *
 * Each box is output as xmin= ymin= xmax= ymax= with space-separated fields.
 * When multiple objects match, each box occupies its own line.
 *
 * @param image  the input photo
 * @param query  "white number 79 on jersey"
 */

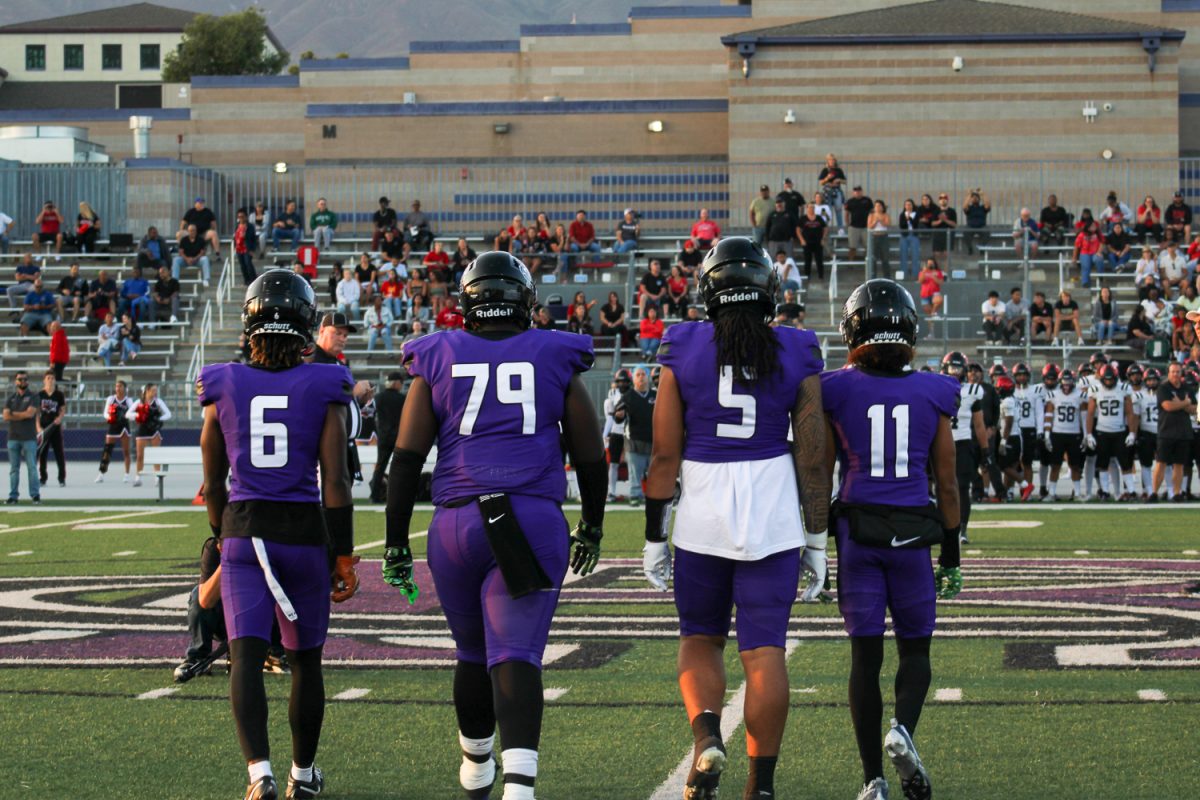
xmin=452 ymin=362 xmax=536 ymax=435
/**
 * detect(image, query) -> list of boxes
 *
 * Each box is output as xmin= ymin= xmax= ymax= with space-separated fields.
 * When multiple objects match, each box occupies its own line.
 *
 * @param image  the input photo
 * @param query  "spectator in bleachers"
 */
xmin=403 ymin=200 xmax=433 ymax=252
xmin=1105 ymin=222 xmax=1134 ymax=272
xmin=1030 ymin=290 xmax=1053 ymax=341
xmin=677 ymin=238 xmax=703 ymax=278
xmin=918 ymin=258 xmax=944 ymax=323
xmin=402 ymin=319 xmax=427 ymax=343
xmin=451 ymin=237 xmax=477 ymax=284
xmin=95 ymin=312 xmax=119 ymax=369
xmin=684 ymin=305 xmax=704 ymax=323
xmin=335 ymin=267 xmax=361 ymax=319
xmin=153 ymin=264 xmax=180 ymax=323
xmin=896 ymin=198 xmax=920 ymax=278
xmin=54 ymin=262 xmax=83 ymax=322
xmin=323 ymin=263 xmax=341 ymax=306
xmin=569 ymin=209 xmax=601 ymax=261
xmin=435 ymin=297 xmax=464 ymax=330
xmin=915 ymin=193 xmax=938 ymax=231
xmin=1173 ymin=304 xmax=1196 ymax=359
xmin=931 ymin=192 xmax=957 ymax=265
xmin=1135 ymin=195 xmax=1164 ymax=244
xmin=548 ymin=223 xmax=569 ymax=274
xmin=380 ymin=227 xmax=406 ymax=265
xmin=72 ymin=202 xmax=101 ymax=254
xmin=772 ymin=248 xmax=799 ymax=293
xmin=867 ymin=199 xmax=890 ymax=272
xmin=981 ymin=290 xmax=1007 ymax=344
xmin=495 ymin=214 xmax=525 ymax=253
xmin=84 ymin=269 xmax=117 ymax=322
xmin=0 ymin=207 xmax=12 ymax=253
xmin=4 ymin=371 xmax=39 ymax=504
xmin=232 ymin=209 xmax=256 ymax=286
xmin=407 ymin=267 xmax=428 ymax=311
xmin=173 ymin=224 xmax=211 ymax=287
xmin=424 ymin=243 xmax=451 ymax=312
xmin=48 ymin=322 xmax=69 ymax=382
xmin=777 ymin=178 xmax=805 ymax=226
xmin=119 ymin=265 xmax=151 ymax=323
xmin=614 ymin=208 xmax=641 ymax=254
xmin=117 ymin=312 xmax=141 ymax=365
xmin=810 ymin=189 xmax=833 ymax=227
xmin=1092 ymin=286 xmax=1120 ymax=345
xmin=664 ymin=265 xmax=689 ymax=318
xmin=534 ymin=212 xmax=554 ymax=247
xmin=1099 ymin=192 xmax=1132 ymax=234
xmin=532 ymin=305 xmax=556 ymax=330
xmin=567 ymin=304 xmax=592 ymax=335
xmin=960 ymin=189 xmax=991 ymax=254
xmin=523 ymin=224 xmax=547 ymax=273
xmin=1160 ymin=240 xmax=1190 ymax=293
xmin=371 ymin=196 xmax=397 ymax=251
xmin=797 ymin=204 xmax=827 ymax=281
xmin=1164 ymin=191 xmax=1192 ymax=245
xmin=33 ymin=201 xmax=64 ymax=257
xmin=1072 ymin=220 xmax=1104 ymax=288
xmin=843 ymin=185 xmax=872 ymax=262
xmin=363 ymin=295 xmax=395 ymax=354
xmin=1134 ymin=246 xmax=1160 ymax=299
xmin=1126 ymin=304 xmax=1154 ymax=354
xmin=19 ymin=277 xmax=55 ymax=337
xmin=569 ymin=291 xmax=596 ymax=327
xmin=749 ymin=185 xmax=773 ymax=246
xmin=1075 ymin=207 xmax=1097 ymax=233
xmin=7 ymin=253 xmax=40 ymax=311
xmin=249 ymin=201 xmax=271 ymax=258
xmin=179 ymin=198 xmax=219 ymax=256
xmin=775 ymin=289 xmax=804 ymax=326
xmin=290 ymin=261 xmax=312 ymax=288
xmin=1142 ymin=285 xmax=1168 ymax=330
xmin=1013 ymin=207 xmax=1041 ymax=258
xmin=354 ymin=255 xmax=376 ymax=304
xmin=599 ymin=291 xmax=627 ymax=341
xmin=1004 ymin=287 xmax=1028 ymax=344
xmin=1052 ymin=289 xmax=1084 ymax=345
xmin=410 ymin=293 xmax=431 ymax=325
xmin=270 ymin=200 xmax=303 ymax=251
xmin=378 ymin=268 xmax=405 ymax=319
xmin=309 ymin=198 xmax=338 ymax=251
xmin=689 ymin=208 xmax=721 ymax=252
xmin=1038 ymin=194 xmax=1070 ymax=246
xmin=764 ymin=197 xmax=795 ymax=262
xmin=818 ymin=154 xmax=847 ymax=231
xmin=137 ymin=226 xmax=168 ymax=274
xmin=638 ymin=304 xmax=663 ymax=361
xmin=1179 ymin=282 xmax=1200 ymax=315
xmin=638 ymin=259 xmax=667 ymax=316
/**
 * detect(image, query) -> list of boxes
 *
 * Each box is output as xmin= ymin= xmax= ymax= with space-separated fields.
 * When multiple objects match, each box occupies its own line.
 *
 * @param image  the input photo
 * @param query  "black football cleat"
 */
xmin=244 ymin=776 xmax=278 ymax=800
xmin=286 ymin=766 xmax=323 ymax=799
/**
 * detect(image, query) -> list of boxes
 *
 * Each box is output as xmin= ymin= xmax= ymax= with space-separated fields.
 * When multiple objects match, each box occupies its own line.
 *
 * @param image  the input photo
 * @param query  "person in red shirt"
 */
xmin=423 ymin=241 xmax=451 ymax=312
xmin=435 ymin=299 xmax=464 ymax=330
xmin=379 ymin=269 xmax=406 ymax=319
xmin=1072 ymin=221 xmax=1105 ymax=288
xmin=34 ymin=201 xmax=64 ymax=256
xmin=689 ymin=208 xmax=721 ymax=251
xmin=1135 ymin=195 xmax=1163 ymax=244
xmin=638 ymin=304 xmax=664 ymax=361
xmin=568 ymin=210 xmax=600 ymax=262
xmin=232 ymin=209 xmax=256 ymax=286
xmin=494 ymin=214 xmax=525 ymax=253
xmin=48 ymin=321 xmax=70 ymax=381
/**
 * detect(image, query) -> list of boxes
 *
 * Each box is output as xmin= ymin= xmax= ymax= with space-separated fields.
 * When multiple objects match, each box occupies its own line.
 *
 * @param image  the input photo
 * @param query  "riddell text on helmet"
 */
xmin=475 ymin=307 xmax=515 ymax=317
xmin=720 ymin=292 xmax=760 ymax=303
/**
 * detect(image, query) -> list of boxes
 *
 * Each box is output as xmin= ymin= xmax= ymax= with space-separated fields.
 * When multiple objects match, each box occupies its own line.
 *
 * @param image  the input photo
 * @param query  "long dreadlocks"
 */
xmin=249 ymin=334 xmax=305 ymax=369
xmin=712 ymin=304 xmax=779 ymax=385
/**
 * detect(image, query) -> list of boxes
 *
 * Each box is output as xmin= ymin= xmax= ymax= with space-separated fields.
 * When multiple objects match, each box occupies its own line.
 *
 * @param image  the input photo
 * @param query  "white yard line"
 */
xmin=111 ymin=551 xmax=137 ymax=557
xmin=649 ymin=639 xmax=799 ymax=800
xmin=135 ymin=687 xmax=180 ymax=700
xmin=1136 ymin=689 xmax=1166 ymax=702
xmin=333 ymin=688 xmax=372 ymax=701
xmin=934 ymin=688 xmax=963 ymax=702
xmin=543 ymin=687 xmax=570 ymax=701
xmin=0 ymin=510 xmax=170 ymax=535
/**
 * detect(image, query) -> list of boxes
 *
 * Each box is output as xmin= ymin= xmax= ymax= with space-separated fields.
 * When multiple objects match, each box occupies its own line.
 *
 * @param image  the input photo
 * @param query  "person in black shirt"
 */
xmin=369 ymin=371 xmax=406 ymax=502
xmin=380 ymin=228 xmax=406 ymax=262
xmin=676 ymin=240 xmax=703 ymax=276
xmin=84 ymin=269 xmax=118 ymax=320
xmin=776 ymin=178 xmax=805 ymax=226
xmin=613 ymin=366 xmax=655 ymax=505
xmin=764 ymin=198 xmax=796 ymax=262
xmin=1105 ymin=222 xmax=1133 ymax=271
xmin=599 ymin=291 xmax=627 ymax=340
xmin=35 ymin=372 xmax=66 ymax=487
xmin=843 ymin=185 xmax=873 ymax=261
xmin=152 ymin=265 xmax=180 ymax=322
xmin=774 ymin=289 xmax=804 ymax=326
xmin=451 ymin=238 xmax=476 ymax=284
xmin=271 ymin=200 xmax=303 ymax=251
xmin=1152 ymin=362 xmax=1196 ymax=499
xmin=639 ymin=259 xmax=667 ymax=315
xmin=371 ymin=196 xmax=398 ymax=250
xmin=1038 ymin=195 xmax=1070 ymax=246
xmin=56 ymin=262 xmax=85 ymax=322
xmin=931 ymin=192 xmax=957 ymax=263
xmin=796 ymin=206 xmax=828 ymax=280
xmin=1164 ymin=191 xmax=1193 ymax=245
xmin=179 ymin=197 xmax=219 ymax=255
xmin=817 ymin=154 xmax=847 ymax=229
xmin=614 ymin=208 xmax=641 ymax=254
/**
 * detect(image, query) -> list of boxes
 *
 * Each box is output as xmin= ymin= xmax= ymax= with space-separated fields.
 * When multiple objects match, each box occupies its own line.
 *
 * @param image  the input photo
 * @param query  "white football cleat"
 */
xmin=94 ymin=472 xmax=104 ymax=483
xmin=884 ymin=719 xmax=931 ymax=800
xmin=856 ymin=777 xmax=889 ymax=800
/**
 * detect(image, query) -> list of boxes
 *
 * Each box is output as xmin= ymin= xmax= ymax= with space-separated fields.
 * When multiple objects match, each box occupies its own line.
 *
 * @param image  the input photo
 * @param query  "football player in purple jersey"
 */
xmin=383 ymin=251 xmax=607 ymax=800
xmin=643 ymin=237 xmax=829 ymax=800
xmin=199 ymin=269 xmax=356 ymax=800
xmin=821 ymin=279 xmax=962 ymax=800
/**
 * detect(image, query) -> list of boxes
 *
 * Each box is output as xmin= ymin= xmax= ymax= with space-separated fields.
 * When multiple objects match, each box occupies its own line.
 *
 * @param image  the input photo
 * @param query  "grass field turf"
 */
xmin=0 ymin=507 xmax=1196 ymax=799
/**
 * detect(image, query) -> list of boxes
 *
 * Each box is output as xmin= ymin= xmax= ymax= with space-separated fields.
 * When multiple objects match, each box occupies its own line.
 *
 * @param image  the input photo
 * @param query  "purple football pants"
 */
xmin=220 ymin=537 xmax=331 ymax=651
xmin=427 ymin=494 xmax=569 ymax=670
xmin=834 ymin=518 xmax=937 ymax=639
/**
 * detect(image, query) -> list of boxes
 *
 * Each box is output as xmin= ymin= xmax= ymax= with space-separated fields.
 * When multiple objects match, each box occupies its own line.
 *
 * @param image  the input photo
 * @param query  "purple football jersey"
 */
xmin=821 ymin=367 xmax=959 ymax=507
xmin=658 ymin=321 xmax=824 ymax=463
xmin=404 ymin=328 xmax=594 ymax=505
xmin=198 ymin=362 xmax=354 ymax=503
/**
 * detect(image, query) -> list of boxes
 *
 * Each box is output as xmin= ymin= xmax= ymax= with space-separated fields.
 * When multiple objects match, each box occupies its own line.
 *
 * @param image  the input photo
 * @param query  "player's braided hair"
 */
xmin=712 ymin=304 xmax=779 ymax=385
xmin=250 ymin=334 xmax=305 ymax=369
xmin=849 ymin=343 xmax=913 ymax=373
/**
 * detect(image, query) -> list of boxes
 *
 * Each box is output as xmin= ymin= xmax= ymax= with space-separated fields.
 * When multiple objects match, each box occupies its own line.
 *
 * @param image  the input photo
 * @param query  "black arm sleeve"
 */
xmin=644 ymin=496 xmax=671 ymax=543
xmin=573 ymin=458 xmax=607 ymax=528
xmin=939 ymin=526 xmax=961 ymax=569
xmin=325 ymin=505 xmax=354 ymax=557
xmin=385 ymin=448 xmax=425 ymax=550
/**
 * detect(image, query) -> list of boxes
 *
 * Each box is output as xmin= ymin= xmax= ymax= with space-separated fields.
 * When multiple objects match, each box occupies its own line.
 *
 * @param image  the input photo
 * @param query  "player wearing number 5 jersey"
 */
xmin=384 ymin=252 xmax=607 ymax=800
xmin=821 ymin=279 xmax=962 ymax=800
xmin=643 ymin=237 xmax=828 ymax=800
xmin=198 ymin=269 xmax=356 ymax=800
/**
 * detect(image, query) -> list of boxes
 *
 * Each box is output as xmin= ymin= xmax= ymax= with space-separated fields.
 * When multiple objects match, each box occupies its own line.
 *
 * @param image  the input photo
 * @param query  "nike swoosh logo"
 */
xmin=488 ymin=515 xmax=505 ymax=524
xmin=891 ymin=536 xmax=921 ymax=547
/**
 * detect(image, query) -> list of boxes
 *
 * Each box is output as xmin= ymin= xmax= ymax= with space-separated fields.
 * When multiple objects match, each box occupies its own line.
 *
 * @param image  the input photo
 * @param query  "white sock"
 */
xmin=1072 ymin=480 xmax=1082 ymax=497
xmin=248 ymin=760 xmax=273 ymax=783
xmin=1039 ymin=464 xmax=1049 ymax=490
xmin=1019 ymin=480 xmax=1029 ymax=489
xmin=1100 ymin=472 xmax=1111 ymax=495
xmin=1142 ymin=466 xmax=1153 ymax=493
xmin=460 ymin=733 xmax=496 ymax=790
xmin=501 ymin=748 xmax=539 ymax=800
xmin=1084 ymin=457 xmax=1096 ymax=495
xmin=290 ymin=763 xmax=312 ymax=783
xmin=1123 ymin=474 xmax=1137 ymax=495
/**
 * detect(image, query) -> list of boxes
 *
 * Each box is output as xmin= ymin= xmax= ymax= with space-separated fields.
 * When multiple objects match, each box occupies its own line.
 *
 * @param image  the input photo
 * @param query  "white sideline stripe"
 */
xmin=354 ymin=530 xmax=427 ymax=552
xmin=136 ymin=687 xmax=179 ymax=700
xmin=967 ymin=520 xmax=1043 ymax=528
xmin=0 ymin=510 xmax=169 ymax=535
xmin=649 ymin=639 xmax=799 ymax=800
xmin=791 ymin=687 xmax=817 ymax=694
xmin=6 ymin=551 xmax=32 ymax=557
xmin=333 ymin=688 xmax=372 ymax=701
xmin=74 ymin=523 xmax=187 ymax=530
xmin=1184 ymin=550 xmax=1199 ymax=555
xmin=0 ymin=629 xmax=96 ymax=644
xmin=934 ymin=688 xmax=963 ymax=702
xmin=965 ymin=549 xmax=982 ymax=555
xmin=1137 ymin=689 xmax=1167 ymax=701
xmin=543 ymin=687 xmax=570 ymax=701
xmin=1074 ymin=550 xmax=1091 ymax=555
xmin=111 ymin=551 xmax=137 ymax=557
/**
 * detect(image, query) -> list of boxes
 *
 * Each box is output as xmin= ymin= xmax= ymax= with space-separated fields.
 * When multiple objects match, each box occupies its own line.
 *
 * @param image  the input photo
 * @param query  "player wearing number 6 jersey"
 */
xmin=385 ymin=251 xmax=606 ymax=800
xmin=198 ymin=269 xmax=356 ymax=800
xmin=821 ymin=280 xmax=961 ymax=800
xmin=643 ymin=237 xmax=828 ymax=800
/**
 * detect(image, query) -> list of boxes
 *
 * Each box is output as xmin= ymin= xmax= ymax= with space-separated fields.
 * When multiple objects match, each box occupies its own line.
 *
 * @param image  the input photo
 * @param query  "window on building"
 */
xmin=140 ymin=44 xmax=160 ymax=70
xmin=102 ymin=44 xmax=122 ymax=70
xmin=25 ymin=45 xmax=45 ymax=71
xmin=64 ymin=44 xmax=84 ymax=70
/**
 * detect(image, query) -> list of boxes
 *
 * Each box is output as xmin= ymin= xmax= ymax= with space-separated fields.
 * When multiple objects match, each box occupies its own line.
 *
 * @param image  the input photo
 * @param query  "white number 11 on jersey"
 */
xmin=867 ymin=403 xmax=910 ymax=478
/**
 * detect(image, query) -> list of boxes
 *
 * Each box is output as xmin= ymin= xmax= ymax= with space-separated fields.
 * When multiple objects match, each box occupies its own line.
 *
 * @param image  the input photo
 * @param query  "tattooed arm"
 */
xmin=791 ymin=373 xmax=831 ymax=533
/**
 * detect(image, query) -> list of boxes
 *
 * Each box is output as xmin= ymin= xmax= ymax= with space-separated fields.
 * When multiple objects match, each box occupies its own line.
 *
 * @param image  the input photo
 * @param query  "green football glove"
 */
xmin=382 ymin=546 xmax=420 ymax=604
xmin=569 ymin=521 xmax=602 ymax=576
xmin=934 ymin=565 xmax=963 ymax=600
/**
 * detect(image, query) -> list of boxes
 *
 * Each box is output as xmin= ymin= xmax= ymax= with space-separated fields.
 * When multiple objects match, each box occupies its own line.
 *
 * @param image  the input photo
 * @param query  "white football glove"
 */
xmin=1086 ymin=433 xmax=1097 ymax=450
xmin=1044 ymin=431 xmax=1053 ymax=452
xmin=1125 ymin=432 xmax=1137 ymax=447
xmin=998 ymin=438 xmax=1008 ymax=456
xmin=799 ymin=531 xmax=828 ymax=603
xmin=642 ymin=541 xmax=672 ymax=592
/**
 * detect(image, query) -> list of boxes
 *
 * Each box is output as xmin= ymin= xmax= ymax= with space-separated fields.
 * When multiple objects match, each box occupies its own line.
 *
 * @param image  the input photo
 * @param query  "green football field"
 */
xmin=0 ymin=506 xmax=1196 ymax=799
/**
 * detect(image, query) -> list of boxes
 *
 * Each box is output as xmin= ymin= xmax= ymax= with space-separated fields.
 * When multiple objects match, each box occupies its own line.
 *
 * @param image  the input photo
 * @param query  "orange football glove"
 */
xmin=331 ymin=554 xmax=361 ymax=603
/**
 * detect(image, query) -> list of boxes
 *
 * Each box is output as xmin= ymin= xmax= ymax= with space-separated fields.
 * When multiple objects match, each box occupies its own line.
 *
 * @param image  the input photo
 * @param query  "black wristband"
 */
xmin=644 ymin=496 xmax=672 ymax=543
xmin=210 ymin=524 xmax=221 ymax=538
xmin=386 ymin=448 xmax=425 ymax=550
xmin=573 ymin=458 xmax=607 ymax=528
xmin=939 ymin=526 xmax=961 ymax=569
xmin=325 ymin=504 xmax=354 ymax=556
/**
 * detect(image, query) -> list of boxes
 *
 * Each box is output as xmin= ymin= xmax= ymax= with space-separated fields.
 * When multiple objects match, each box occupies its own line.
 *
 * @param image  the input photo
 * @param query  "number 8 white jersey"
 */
xmin=952 ymin=382 xmax=984 ymax=442
xmin=1012 ymin=384 xmax=1045 ymax=430
xmin=1048 ymin=388 xmax=1086 ymax=434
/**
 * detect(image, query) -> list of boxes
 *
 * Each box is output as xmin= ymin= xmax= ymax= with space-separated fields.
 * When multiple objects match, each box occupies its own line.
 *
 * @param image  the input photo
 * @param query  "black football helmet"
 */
xmin=989 ymin=362 xmax=1008 ymax=379
xmin=1099 ymin=363 xmax=1119 ymax=388
xmin=242 ymin=268 xmax=318 ymax=342
xmin=941 ymin=351 xmax=968 ymax=381
xmin=1126 ymin=362 xmax=1144 ymax=386
xmin=650 ymin=365 xmax=662 ymax=388
xmin=614 ymin=368 xmax=632 ymax=390
xmin=1060 ymin=369 xmax=1076 ymax=391
xmin=840 ymin=279 xmax=919 ymax=349
xmin=1012 ymin=362 xmax=1031 ymax=385
xmin=697 ymin=237 xmax=777 ymax=319
xmin=459 ymin=251 xmax=537 ymax=329
xmin=1145 ymin=367 xmax=1162 ymax=389
xmin=1090 ymin=352 xmax=1109 ymax=368
xmin=1042 ymin=363 xmax=1061 ymax=388
xmin=994 ymin=375 xmax=1015 ymax=398
xmin=1078 ymin=363 xmax=1094 ymax=378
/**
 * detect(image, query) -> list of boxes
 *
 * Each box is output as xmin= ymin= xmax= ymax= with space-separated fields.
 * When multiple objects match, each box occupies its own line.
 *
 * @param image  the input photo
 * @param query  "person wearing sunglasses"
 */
xmin=3 ymin=371 xmax=40 ymax=504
